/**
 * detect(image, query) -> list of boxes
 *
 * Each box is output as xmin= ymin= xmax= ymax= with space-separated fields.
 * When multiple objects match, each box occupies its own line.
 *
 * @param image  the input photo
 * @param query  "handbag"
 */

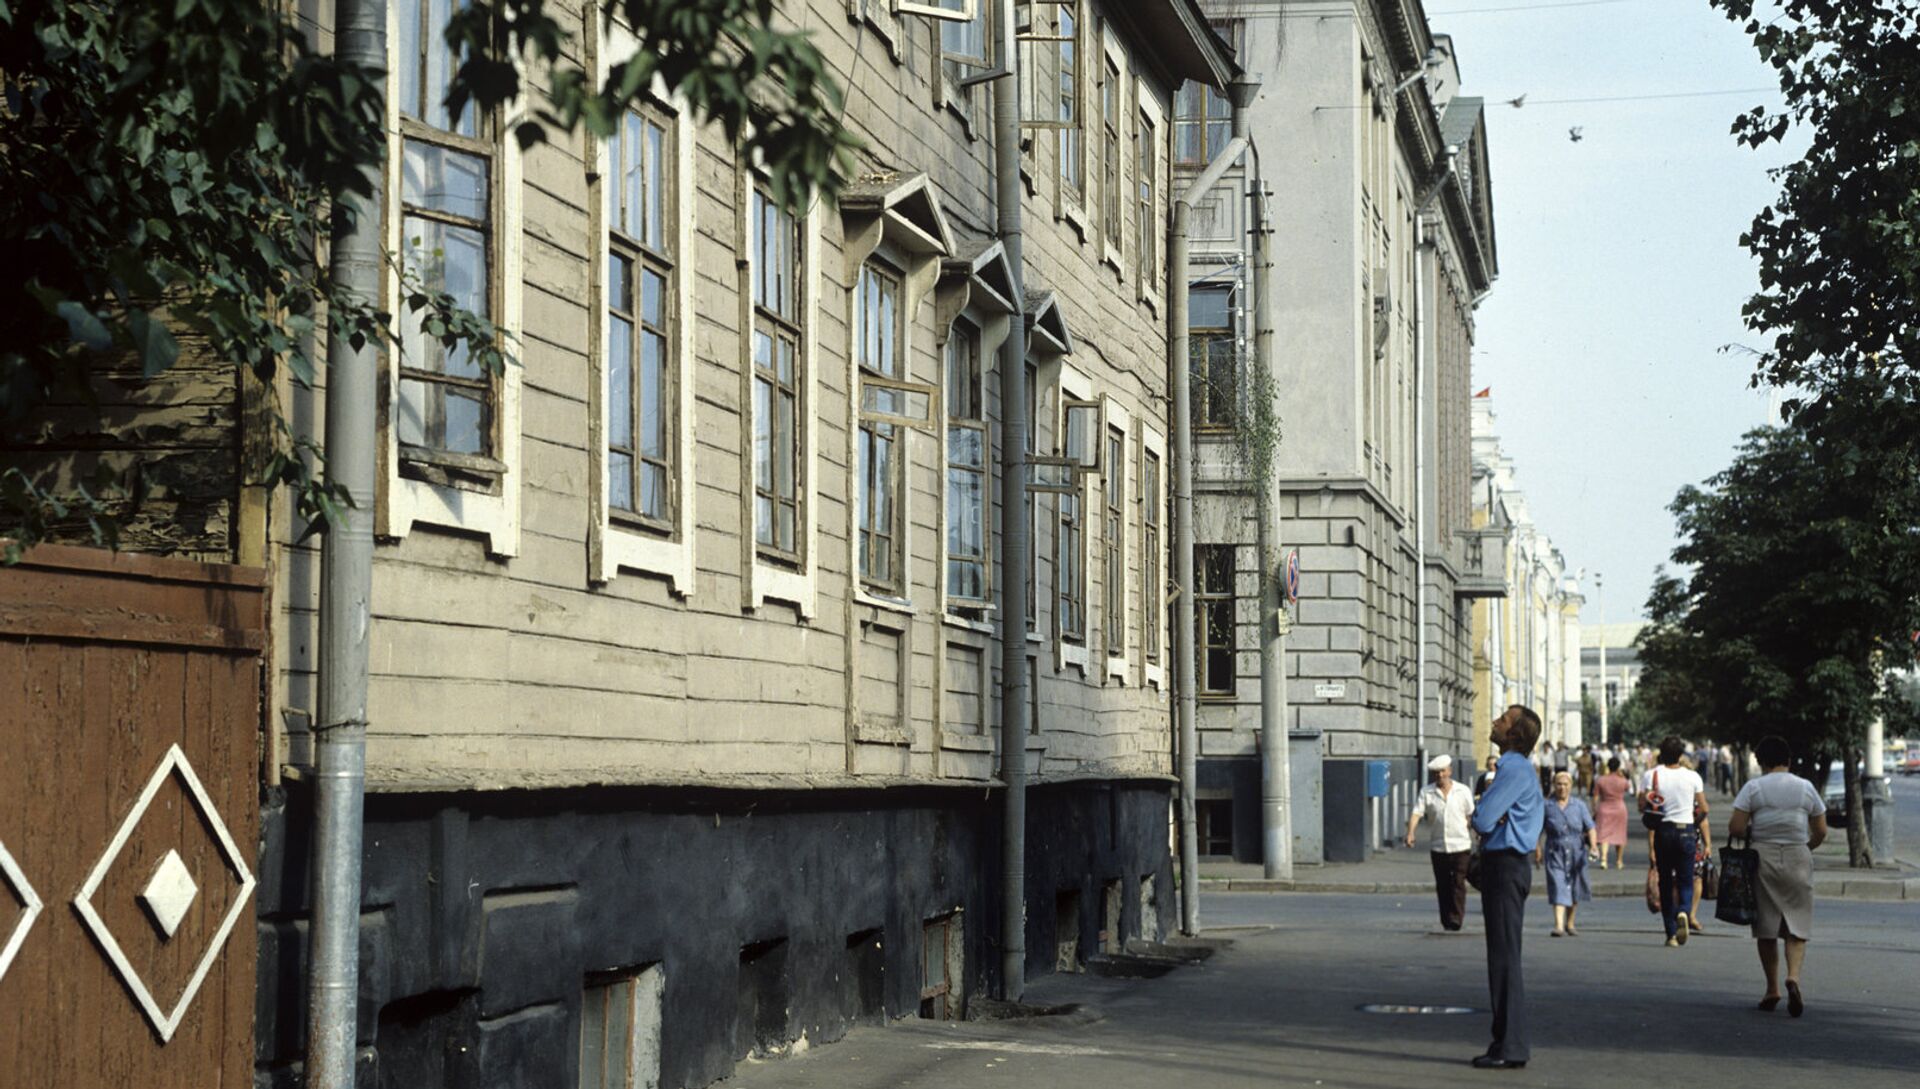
xmin=1700 ymin=855 xmax=1720 ymax=900
xmin=1714 ymin=832 xmax=1761 ymax=926
xmin=1640 ymin=769 xmax=1665 ymax=830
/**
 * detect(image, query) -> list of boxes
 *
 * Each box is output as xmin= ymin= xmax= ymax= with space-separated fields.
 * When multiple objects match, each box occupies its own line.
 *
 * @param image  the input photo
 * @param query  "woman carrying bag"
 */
xmin=1728 ymin=736 xmax=1828 ymax=1017
xmin=1641 ymin=736 xmax=1708 ymax=946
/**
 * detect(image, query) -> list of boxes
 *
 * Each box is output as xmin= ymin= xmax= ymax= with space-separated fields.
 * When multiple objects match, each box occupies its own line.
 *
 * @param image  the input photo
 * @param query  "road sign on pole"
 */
xmin=1283 ymin=549 xmax=1301 ymax=603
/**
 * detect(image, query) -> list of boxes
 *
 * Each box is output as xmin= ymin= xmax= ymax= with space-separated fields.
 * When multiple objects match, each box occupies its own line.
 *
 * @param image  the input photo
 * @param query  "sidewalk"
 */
xmin=1201 ymin=806 xmax=1920 ymax=901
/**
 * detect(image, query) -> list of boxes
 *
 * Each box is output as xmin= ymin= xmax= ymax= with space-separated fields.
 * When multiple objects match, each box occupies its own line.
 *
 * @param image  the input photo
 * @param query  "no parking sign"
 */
xmin=1283 ymin=548 xmax=1300 ymax=603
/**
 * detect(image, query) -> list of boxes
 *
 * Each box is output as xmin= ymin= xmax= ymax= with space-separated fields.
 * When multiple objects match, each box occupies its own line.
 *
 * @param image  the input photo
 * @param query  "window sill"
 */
xmin=1139 ymin=284 xmax=1165 ymax=317
xmin=856 ymin=588 xmax=918 ymax=618
xmin=1058 ymin=199 xmax=1089 ymax=242
xmin=1101 ymin=243 xmax=1125 ymax=279
xmin=940 ymin=730 xmax=995 ymax=753
xmin=399 ymin=446 xmax=505 ymax=494
xmin=608 ymin=510 xmax=674 ymax=538
xmin=942 ymin=607 xmax=996 ymax=636
xmin=853 ymin=718 xmax=912 ymax=746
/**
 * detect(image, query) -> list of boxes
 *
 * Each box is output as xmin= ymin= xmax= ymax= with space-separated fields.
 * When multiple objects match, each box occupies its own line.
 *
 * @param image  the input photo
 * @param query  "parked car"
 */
xmin=1901 ymin=747 xmax=1920 ymax=775
xmin=1822 ymin=766 xmax=1858 ymax=828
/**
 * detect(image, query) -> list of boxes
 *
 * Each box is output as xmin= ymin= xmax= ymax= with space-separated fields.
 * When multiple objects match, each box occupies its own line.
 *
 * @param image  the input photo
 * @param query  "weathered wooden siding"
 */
xmin=273 ymin=0 xmax=1184 ymax=791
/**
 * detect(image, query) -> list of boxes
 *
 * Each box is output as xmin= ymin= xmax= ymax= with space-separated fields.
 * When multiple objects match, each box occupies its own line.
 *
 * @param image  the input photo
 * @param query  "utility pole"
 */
xmin=1595 ymin=572 xmax=1608 ymax=745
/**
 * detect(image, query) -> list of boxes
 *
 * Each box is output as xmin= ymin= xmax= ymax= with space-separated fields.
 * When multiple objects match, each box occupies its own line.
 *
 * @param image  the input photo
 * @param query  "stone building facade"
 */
xmin=1181 ymin=1 xmax=1498 ymax=863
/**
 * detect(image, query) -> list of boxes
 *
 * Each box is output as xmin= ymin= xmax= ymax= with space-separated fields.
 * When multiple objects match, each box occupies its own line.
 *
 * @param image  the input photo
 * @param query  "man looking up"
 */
xmin=1469 ymin=705 xmax=1545 ymax=1070
xmin=1407 ymin=754 xmax=1476 ymax=931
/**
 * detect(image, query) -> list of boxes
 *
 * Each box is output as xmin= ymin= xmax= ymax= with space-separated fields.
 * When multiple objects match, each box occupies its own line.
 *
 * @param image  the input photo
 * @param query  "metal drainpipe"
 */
xmin=1172 ymin=96 xmax=1254 ymax=935
xmin=991 ymin=0 xmax=1031 ymax=1001
xmin=307 ymin=0 xmax=381 ymax=1084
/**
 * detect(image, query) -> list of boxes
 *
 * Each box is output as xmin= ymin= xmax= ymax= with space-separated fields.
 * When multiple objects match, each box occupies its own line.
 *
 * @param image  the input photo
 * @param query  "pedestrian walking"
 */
xmin=1591 ymin=756 xmax=1631 ymax=869
xmin=1641 ymin=736 xmax=1709 ymax=947
xmin=1469 ymin=705 xmax=1544 ymax=1070
xmin=1535 ymin=771 xmax=1596 ymax=936
xmin=1575 ymin=745 xmax=1595 ymax=795
xmin=1407 ymin=754 xmax=1477 ymax=931
xmin=1474 ymin=753 xmax=1500 ymax=801
xmin=1729 ymin=736 xmax=1828 ymax=1017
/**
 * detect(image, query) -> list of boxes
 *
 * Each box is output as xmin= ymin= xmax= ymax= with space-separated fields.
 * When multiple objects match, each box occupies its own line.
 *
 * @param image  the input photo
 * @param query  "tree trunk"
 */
xmin=1843 ymin=745 xmax=1871 ymax=868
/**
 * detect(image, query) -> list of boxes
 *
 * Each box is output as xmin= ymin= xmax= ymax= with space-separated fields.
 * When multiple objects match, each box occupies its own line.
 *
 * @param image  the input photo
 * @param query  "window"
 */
xmin=1101 ymin=55 xmax=1122 ymax=243
xmin=753 ymin=185 xmax=804 ymax=561
xmin=1026 ymin=360 xmax=1040 ymax=634
xmin=1173 ymin=21 xmax=1239 ymax=166
xmin=580 ymin=966 xmax=664 ymax=1089
xmin=1198 ymin=798 xmax=1234 ymax=856
xmin=946 ymin=323 xmax=989 ymax=604
xmin=607 ymin=104 xmax=675 ymax=529
xmin=856 ymin=262 xmax=906 ymax=592
xmin=1191 ymin=285 xmax=1236 ymax=430
xmin=396 ymin=0 xmax=494 ymax=463
xmin=1058 ymin=404 xmax=1087 ymax=644
xmin=1103 ymin=426 xmax=1125 ymax=656
xmin=1197 ymin=543 xmax=1235 ymax=697
xmin=940 ymin=0 xmax=991 ymax=67
xmin=1056 ymin=4 xmax=1082 ymax=200
xmin=1142 ymin=449 xmax=1161 ymax=663
xmin=919 ymin=913 xmax=962 ymax=1021
xmin=1136 ymin=106 xmax=1157 ymax=285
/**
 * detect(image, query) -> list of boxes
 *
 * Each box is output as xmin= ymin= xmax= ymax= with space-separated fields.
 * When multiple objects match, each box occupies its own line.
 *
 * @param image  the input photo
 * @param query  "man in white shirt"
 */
xmin=1407 ymin=754 xmax=1478 ymax=931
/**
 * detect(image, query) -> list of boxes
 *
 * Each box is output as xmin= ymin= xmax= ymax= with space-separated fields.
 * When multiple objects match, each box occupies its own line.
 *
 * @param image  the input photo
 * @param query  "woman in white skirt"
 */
xmin=1729 ymin=736 xmax=1828 ymax=1017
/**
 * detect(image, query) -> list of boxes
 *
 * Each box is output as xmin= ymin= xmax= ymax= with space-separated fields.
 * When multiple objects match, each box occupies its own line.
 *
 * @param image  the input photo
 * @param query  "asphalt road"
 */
xmin=727 ymin=890 xmax=1920 ymax=1089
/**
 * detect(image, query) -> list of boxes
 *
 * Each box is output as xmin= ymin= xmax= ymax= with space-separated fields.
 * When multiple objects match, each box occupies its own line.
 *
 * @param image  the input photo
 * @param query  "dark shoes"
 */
xmin=1472 ymin=1054 xmax=1528 ymax=1070
xmin=1787 ymin=981 xmax=1804 ymax=1018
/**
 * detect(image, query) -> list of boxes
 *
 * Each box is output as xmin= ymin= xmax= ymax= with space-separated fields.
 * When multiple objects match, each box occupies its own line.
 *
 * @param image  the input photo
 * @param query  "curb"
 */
xmin=1199 ymin=877 xmax=1920 ymax=901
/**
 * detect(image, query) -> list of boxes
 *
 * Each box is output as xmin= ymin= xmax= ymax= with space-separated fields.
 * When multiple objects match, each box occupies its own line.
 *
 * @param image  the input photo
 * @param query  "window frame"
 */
xmin=1135 ymin=80 xmax=1165 ymax=308
xmin=855 ymin=259 xmax=910 ymax=595
xmin=1097 ymin=26 xmax=1127 ymax=272
xmin=1173 ymin=20 xmax=1240 ymax=167
xmin=1190 ymin=283 xmax=1238 ymax=432
xmin=1196 ymin=542 xmax=1237 ymax=699
xmin=1102 ymin=420 xmax=1126 ymax=664
xmin=1139 ymin=426 xmax=1167 ymax=690
xmin=753 ymin=183 xmax=807 ymax=569
xmin=605 ymin=101 xmax=678 ymax=535
xmin=1053 ymin=364 xmax=1096 ymax=670
xmin=944 ymin=319 xmax=992 ymax=609
xmin=378 ymin=0 xmax=523 ymax=557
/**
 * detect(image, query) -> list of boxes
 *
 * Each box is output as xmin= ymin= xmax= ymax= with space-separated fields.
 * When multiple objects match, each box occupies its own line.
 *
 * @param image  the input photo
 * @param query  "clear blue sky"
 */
xmin=1435 ymin=0 xmax=1800 ymax=624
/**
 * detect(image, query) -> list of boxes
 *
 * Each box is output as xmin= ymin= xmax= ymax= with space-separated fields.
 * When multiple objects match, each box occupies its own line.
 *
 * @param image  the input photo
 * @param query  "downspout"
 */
xmin=307 ymin=0 xmax=381 ymax=1083
xmin=1172 ymin=104 xmax=1253 ymax=937
xmin=991 ymin=0 xmax=1031 ymax=1001
xmin=1413 ymin=150 xmax=1456 ymax=776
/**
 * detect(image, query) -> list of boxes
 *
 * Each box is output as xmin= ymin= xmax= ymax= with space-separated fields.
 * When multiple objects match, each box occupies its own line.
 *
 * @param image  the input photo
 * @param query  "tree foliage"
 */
xmin=0 ymin=0 xmax=854 ymax=558
xmin=1635 ymin=425 xmax=1920 ymax=864
xmin=1710 ymin=0 xmax=1920 ymax=420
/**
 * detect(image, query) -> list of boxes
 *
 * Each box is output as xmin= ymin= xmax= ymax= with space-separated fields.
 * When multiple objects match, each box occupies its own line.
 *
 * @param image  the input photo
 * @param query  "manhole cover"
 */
xmin=1357 ymin=1004 xmax=1480 ymax=1015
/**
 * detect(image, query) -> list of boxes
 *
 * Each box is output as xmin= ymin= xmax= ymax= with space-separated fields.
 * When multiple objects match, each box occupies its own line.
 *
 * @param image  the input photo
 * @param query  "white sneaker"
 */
xmin=1674 ymin=913 xmax=1690 ymax=945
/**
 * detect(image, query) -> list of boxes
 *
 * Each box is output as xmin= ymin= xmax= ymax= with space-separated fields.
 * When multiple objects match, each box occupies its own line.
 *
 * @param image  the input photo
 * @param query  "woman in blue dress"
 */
xmin=1535 ymin=770 xmax=1598 ymax=936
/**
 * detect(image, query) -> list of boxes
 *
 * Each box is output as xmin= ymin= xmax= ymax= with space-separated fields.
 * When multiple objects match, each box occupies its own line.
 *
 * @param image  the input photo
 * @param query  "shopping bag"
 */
xmin=1714 ymin=835 xmax=1760 ymax=927
xmin=1700 ymin=856 xmax=1720 ymax=901
xmin=1644 ymin=866 xmax=1660 ymax=914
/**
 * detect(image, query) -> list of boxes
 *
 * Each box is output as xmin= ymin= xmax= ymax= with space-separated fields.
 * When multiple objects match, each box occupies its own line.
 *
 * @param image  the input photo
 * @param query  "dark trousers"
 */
xmin=1654 ymin=824 xmax=1698 ymax=937
xmin=1430 ymin=850 xmax=1470 ymax=930
xmin=1480 ymin=848 xmax=1531 ymax=1062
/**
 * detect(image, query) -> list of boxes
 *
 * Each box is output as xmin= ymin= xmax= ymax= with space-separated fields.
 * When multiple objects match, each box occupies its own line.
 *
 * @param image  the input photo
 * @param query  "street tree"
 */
xmin=1709 ymin=0 xmax=1920 ymax=429
xmin=1635 ymin=425 xmax=1920 ymax=866
xmin=0 ymin=0 xmax=855 ymax=559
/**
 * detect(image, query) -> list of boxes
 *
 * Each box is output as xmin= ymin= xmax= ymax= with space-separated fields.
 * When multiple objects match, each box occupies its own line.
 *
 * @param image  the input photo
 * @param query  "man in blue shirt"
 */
xmin=1469 ymin=704 xmax=1544 ymax=1070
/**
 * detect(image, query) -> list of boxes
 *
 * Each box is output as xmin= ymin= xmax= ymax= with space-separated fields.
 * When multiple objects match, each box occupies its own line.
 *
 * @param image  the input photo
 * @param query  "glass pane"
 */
xmin=753 ymin=377 xmax=772 ymax=489
xmin=426 ymin=0 xmax=473 ymax=135
xmin=948 ymin=426 xmax=983 ymax=469
xmin=640 ymin=330 xmax=666 ymax=457
xmin=609 ymin=254 xmax=632 ymax=314
xmin=580 ymin=988 xmax=606 ymax=1089
xmin=778 ymin=335 xmax=795 ymax=385
xmin=775 ymin=391 xmax=797 ymax=498
xmin=609 ymin=451 xmax=634 ymax=512
xmin=623 ymin=110 xmax=644 ymax=238
xmin=609 ymin=317 xmax=633 ymax=447
xmin=776 ymin=501 xmax=795 ymax=552
xmin=753 ymin=329 xmax=773 ymax=376
xmin=606 ymin=119 xmax=620 ymax=228
xmin=397 ymin=376 xmax=432 ymax=448
xmin=399 ymin=0 xmax=423 ymax=121
xmin=640 ymin=462 xmax=666 ymax=520
xmin=1190 ymin=287 xmax=1232 ymax=330
xmin=646 ymin=120 xmax=666 ymax=251
xmin=756 ymin=494 xmax=774 ymax=546
xmin=403 ymin=140 xmax=488 ymax=220
xmin=641 ymin=268 xmax=665 ymax=327
xmin=862 ymin=382 xmax=929 ymax=423
xmin=445 ymin=389 xmax=485 ymax=454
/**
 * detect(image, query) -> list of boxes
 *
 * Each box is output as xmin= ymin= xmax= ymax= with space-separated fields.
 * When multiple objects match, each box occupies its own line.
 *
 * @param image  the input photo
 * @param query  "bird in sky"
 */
xmin=1506 ymin=93 xmax=1528 ymax=108
xmin=1569 ymin=126 xmax=1585 ymax=142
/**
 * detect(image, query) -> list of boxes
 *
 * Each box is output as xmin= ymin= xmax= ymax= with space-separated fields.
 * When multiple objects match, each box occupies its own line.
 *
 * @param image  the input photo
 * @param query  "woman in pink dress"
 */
xmin=1591 ymin=757 xmax=1631 ymax=869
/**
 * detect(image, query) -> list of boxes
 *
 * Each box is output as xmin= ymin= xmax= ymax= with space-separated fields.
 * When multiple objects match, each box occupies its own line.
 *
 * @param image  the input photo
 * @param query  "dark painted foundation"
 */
xmin=255 ymin=779 xmax=1173 ymax=1088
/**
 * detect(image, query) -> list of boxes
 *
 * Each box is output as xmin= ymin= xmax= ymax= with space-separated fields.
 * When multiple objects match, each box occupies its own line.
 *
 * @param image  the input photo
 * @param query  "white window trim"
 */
xmin=845 ymin=239 xmax=941 ymax=615
xmin=1098 ymin=25 xmax=1127 ymax=276
xmin=1055 ymin=361 xmax=1094 ymax=675
xmin=847 ymin=0 xmax=905 ymax=62
xmin=740 ymin=171 xmax=823 ymax=618
xmin=1101 ymin=396 xmax=1132 ymax=684
xmin=592 ymin=23 xmax=697 ymax=593
xmin=1135 ymin=78 xmax=1167 ymax=314
xmin=377 ymin=1 xmax=523 ymax=558
xmin=1140 ymin=420 xmax=1168 ymax=691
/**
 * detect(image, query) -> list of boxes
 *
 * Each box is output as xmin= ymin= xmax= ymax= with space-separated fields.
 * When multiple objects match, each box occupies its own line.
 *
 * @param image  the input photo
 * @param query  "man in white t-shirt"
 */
xmin=1641 ymin=736 xmax=1709 ymax=945
xmin=1407 ymin=754 xmax=1477 ymax=931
